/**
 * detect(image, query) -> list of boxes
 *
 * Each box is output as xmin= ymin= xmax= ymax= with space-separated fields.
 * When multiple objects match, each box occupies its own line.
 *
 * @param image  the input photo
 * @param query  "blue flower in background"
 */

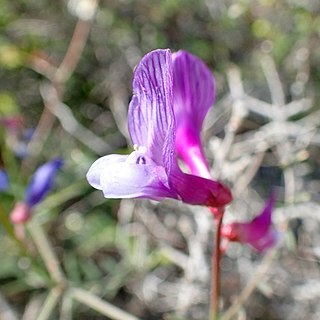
xmin=10 ymin=158 xmax=63 ymax=224
xmin=25 ymin=158 xmax=63 ymax=207
xmin=0 ymin=169 xmax=9 ymax=192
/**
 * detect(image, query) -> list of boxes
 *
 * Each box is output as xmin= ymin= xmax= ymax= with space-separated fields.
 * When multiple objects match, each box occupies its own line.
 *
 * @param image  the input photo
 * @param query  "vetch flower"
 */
xmin=87 ymin=49 xmax=232 ymax=207
xmin=10 ymin=158 xmax=62 ymax=224
xmin=172 ymin=50 xmax=214 ymax=179
xmin=221 ymin=194 xmax=278 ymax=252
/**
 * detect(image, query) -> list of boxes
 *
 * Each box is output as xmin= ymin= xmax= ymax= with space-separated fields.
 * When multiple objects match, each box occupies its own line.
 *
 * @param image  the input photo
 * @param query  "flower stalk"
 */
xmin=210 ymin=207 xmax=224 ymax=320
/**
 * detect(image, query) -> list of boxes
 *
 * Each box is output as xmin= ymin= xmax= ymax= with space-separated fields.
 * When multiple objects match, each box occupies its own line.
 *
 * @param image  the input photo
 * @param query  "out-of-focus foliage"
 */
xmin=0 ymin=0 xmax=320 ymax=319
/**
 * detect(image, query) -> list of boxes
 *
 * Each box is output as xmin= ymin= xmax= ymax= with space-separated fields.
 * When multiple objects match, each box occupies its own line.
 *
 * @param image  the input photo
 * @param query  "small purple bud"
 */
xmin=25 ymin=158 xmax=63 ymax=207
xmin=221 ymin=194 xmax=278 ymax=252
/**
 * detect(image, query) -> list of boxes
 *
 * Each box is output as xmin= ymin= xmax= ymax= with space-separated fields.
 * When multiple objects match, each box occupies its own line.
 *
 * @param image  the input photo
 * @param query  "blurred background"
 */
xmin=1 ymin=0 xmax=320 ymax=319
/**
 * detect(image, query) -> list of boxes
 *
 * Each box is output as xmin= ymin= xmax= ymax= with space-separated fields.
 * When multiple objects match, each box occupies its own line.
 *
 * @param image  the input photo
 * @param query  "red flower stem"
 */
xmin=210 ymin=208 xmax=224 ymax=320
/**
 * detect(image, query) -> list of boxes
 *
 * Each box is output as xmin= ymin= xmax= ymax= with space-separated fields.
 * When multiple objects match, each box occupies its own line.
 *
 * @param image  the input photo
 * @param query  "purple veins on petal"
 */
xmin=25 ymin=157 xmax=63 ymax=207
xmin=88 ymin=49 xmax=177 ymax=202
xmin=128 ymin=49 xmax=175 ymax=174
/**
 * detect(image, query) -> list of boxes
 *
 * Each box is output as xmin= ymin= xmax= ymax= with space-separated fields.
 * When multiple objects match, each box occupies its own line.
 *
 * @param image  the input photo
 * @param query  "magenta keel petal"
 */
xmin=170 ymin=168 xmax=232 ymax=207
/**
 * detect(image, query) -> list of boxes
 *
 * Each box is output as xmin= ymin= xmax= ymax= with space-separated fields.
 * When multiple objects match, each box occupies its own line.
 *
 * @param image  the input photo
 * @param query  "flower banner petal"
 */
xmin=172 ymin=50 xmax=214 ymax=177
xmin=175 ymin=125 xmax=211 ymax=178
xmin=128 ymin=49 xmax=175 ymax=174
xmin=172 ymin=50 xmax=214 ymax=130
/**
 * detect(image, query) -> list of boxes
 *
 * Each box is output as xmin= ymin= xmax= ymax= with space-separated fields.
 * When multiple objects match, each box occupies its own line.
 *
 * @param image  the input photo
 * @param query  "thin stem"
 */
xmin=40 ymin=83 xmax=111 ymax=155
xmin=260 ymin=55 xmax=285 ymax=112
xmin=28 ymin=220 xmax=65 ymax=284
xmin=22 ymin=107 xmax=56 ymax=167
xmin=60 ymin=292 xmax=73 ymax=320
xmin=70 ymin=287 xmax=141 ymax=320
xmin=22 ymin=295 xmax=43 ymax=320
xmin=210 ymin=208 xmax=224 ymax=320
xmin=35 ymin=287 xmax=62 ymax=320
xmin=54 ymin=19 xmax=92 ymax=93
xmin=221 ymin=247 xmax=277 ymax=320
xmin=25 ymin=16 xmax=94 ymax=162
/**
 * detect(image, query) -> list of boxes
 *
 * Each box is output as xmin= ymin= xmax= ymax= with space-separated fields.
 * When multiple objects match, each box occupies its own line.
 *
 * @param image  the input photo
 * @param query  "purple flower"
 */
xmin=172 ymin=50 xmax=214 ymax=179
xmin=25 ymin=158 xmax=63 ymax=207
xmin=0 ymin=169 xmax=9 ymax=192
xmin=87 ymin=49 xmax=232 ymax=208
xmin=221 ymin=194 xmax=278 ymax=252
xmin=10 ymin=158 xmax=62 ymax=224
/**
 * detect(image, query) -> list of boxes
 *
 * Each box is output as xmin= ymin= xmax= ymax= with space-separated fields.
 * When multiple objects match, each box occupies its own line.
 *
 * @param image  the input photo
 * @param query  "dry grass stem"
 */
xmin=70 ymin=287 xmax=141 ymax=320
xmin=28 ymin=220 xmax=65 ymax=284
